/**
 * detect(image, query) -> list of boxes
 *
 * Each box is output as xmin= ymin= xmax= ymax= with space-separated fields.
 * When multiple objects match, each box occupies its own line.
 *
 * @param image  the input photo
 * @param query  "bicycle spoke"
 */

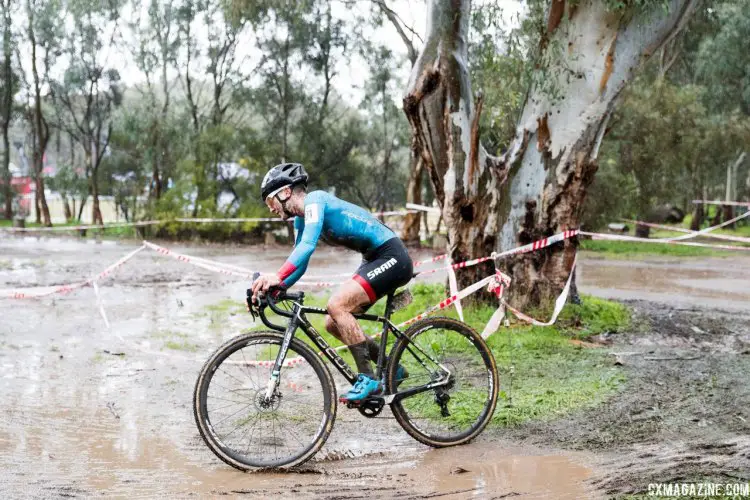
xmin=197 ymin=333 xmax=333 ymax=468
xmin=390 ymin=319 xmax=497 ymax=445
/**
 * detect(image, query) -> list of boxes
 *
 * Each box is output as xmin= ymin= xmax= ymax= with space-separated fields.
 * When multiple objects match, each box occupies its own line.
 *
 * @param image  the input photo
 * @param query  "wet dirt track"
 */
xmin=1 ymin=236 xmax=749 ymax=498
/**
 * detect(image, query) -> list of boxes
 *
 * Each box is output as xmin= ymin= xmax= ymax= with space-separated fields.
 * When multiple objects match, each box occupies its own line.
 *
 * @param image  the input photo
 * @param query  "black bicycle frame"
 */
xmin=257 ymin=293 xmax=450 ymax=403
xmin=273 ymin=303 xmax=395 ymax=386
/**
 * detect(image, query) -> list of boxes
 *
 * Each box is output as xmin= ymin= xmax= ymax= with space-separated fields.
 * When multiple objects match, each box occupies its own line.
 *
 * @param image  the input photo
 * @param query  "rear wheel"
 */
xmin=386 ymin=317 xmax=498 ymax=447
xmin=193 ymin=332 xmax=336 ymax=469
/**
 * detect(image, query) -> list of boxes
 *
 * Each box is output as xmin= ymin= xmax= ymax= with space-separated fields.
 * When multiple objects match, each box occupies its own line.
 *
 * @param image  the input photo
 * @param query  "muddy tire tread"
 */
xmin=193 ymin=331 xmax=337 ymax=470
xmin=386 ymin=317 xmax=499 ymax=448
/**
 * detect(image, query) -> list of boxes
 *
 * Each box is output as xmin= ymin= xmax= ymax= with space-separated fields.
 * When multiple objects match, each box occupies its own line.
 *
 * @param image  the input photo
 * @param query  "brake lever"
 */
xmin=247 ymin=272 xmax=261 ymax=320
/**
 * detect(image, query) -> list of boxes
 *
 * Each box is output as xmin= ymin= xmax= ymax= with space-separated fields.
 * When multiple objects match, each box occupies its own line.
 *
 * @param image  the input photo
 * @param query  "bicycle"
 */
xmin=193 ymin=278 xmax=499 ymax=470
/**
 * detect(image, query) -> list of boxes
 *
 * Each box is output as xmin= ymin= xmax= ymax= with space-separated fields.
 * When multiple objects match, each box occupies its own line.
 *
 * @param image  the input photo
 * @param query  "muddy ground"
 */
xmin=0 ymin=236 xmax=748 ymax=498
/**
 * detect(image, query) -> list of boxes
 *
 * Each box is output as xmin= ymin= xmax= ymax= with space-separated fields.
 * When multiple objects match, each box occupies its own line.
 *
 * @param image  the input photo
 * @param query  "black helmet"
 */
xmin=260 ymin=162 xmax=308 ymax=201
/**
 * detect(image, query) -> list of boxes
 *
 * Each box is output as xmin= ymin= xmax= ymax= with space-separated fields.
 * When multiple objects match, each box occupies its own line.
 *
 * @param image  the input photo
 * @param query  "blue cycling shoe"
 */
xmin=340 ymin=374 xmax=382 ymax=402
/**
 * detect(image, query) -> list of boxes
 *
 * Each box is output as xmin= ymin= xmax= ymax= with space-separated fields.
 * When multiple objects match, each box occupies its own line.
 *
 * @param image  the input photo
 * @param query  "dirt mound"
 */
xmin=503 ymin=301 xmax=750 ymax=495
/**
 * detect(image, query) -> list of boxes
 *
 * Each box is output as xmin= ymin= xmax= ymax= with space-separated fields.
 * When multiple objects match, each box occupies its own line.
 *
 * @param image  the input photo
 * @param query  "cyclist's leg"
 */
xmin=326 ymin=281 xmax=384 ymax=402
xmin=324 ymin=300 xmax=380 ymax=362
xmin=325 ymin=280 xmax=371 ymax=345
xmin=335 ymin=238 xmax=412 ymax=376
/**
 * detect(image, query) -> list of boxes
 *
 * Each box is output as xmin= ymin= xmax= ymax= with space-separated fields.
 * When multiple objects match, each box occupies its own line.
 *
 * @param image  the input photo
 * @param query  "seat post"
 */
xmin=384 ymin=292 xmax=395 ymax=319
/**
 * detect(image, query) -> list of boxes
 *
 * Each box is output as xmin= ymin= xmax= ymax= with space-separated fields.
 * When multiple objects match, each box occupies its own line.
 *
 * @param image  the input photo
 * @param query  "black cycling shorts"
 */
xmin=353 ymin=237 xmax=413 ymax=303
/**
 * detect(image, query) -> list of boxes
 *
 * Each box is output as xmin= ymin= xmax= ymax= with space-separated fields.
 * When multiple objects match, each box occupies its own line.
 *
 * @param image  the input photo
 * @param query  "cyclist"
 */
xmin=251 ymin=162 xmax=413 ymax=402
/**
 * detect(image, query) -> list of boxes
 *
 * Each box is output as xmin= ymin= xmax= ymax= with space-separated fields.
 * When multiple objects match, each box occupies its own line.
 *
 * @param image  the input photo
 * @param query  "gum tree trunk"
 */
xmin=403 ymin=0 xmax=506 ymax=292
xmin=374 ymin=0 xmax=424 ymax=245
xmin=401 ymin=154 xmax=424 ymax=245
xmin=404 ymin=0 xmax=697 ymax=308
xmin=28 ymin=1 xmax=51 ymax=226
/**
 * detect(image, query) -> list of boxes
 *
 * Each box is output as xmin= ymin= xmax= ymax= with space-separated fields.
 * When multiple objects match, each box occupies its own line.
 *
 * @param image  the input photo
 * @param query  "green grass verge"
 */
xmin=208 ymin=283 xmax=630 ymax=427
xmin=582 ymin=218 xmax=750 ymax=257
xmin=580 ymin=238 xmax=746 ymax=257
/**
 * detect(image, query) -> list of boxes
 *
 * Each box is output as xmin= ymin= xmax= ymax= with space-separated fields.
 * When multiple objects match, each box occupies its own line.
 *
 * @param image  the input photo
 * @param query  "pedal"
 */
xmin=339 ymin=396 xmax=360 ymax=408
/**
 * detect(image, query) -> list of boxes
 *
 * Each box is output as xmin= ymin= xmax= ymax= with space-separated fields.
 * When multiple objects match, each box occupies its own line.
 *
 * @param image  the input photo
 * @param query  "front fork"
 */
xmin=264 ymin=315 xmax=299 ymax=401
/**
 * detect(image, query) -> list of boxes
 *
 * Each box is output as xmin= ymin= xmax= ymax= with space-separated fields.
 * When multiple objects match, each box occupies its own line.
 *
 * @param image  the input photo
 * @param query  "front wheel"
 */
xmin=386 ymin=317 xmax=498 ymax=447
xmin=193 ymin=332 xmax=337 ymax=470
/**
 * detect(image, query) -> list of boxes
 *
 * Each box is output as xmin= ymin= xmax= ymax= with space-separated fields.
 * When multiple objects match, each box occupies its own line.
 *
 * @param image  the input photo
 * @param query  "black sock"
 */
xmin=349 ymin=341 xmax=374 ymax=378
xmin=365 ymin=336 xmax=380 ymax=364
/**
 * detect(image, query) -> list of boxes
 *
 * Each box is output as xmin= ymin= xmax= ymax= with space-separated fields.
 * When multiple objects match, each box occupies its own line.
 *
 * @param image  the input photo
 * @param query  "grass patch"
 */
xmin=204 ymin=298 xmax=246 ymax=315
xmin=241 ymin=283 xmax=629 ymax=427
xmin=580 ymin=239 xmax=733 ymax=257
xmin=164 ymin=339 xmax=199 ymax=352
xmin=582 ymin=219 xmax=750 ymax=257
xmin=153 ymin=329 xmax=200 ymax=352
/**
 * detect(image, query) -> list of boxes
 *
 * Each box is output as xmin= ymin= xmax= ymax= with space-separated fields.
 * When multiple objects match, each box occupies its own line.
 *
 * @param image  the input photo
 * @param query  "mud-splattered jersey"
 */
xmin=276 ymin=190 xmax=395 ymax=288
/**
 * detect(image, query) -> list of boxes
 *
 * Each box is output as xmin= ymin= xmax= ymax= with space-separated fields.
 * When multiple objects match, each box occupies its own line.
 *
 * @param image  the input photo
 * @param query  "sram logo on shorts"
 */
xmin=367 ymin=258 xmax=398 ymax=279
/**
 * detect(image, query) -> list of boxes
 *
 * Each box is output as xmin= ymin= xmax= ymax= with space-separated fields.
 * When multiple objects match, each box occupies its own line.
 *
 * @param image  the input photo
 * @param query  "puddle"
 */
xmin=3 ymin=237 xmax=748 ymax=497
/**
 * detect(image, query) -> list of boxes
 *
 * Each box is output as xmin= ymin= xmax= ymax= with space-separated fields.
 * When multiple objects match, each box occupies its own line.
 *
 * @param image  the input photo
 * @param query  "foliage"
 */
xmin=585 ymin=78 xmax=750 ymax=229
xmin=468 ymin=0 xmax=541 ymax=154
xmin=695 ymin=0 xmax=750 ymax=114
xmin=3 ymin=0 xmax=747 ymax=243
xmin=241 ymin=283 xmax=629 ymax=426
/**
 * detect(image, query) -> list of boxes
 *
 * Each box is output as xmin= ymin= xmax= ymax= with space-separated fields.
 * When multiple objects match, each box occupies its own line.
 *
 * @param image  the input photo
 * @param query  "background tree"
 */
xmin=52 ymin=0 xmax=123 ymax=225
xmin=0 ymin=0 xmax=19 ymax=219
xmin=372 ymin=0 xmax=425 ymax=244
xmin=24 ymin=0 xmax=63 ymax=226
xmin=404 ymin=0 xmax=698 ymax=308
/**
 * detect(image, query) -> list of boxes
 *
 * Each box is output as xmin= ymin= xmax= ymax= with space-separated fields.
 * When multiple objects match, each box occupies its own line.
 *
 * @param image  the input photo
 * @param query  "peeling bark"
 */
xmin=403 ymin=0 xmax=506 ymax=293
xmin=495 ymin=0 xmax=698 ymax=308
xmin=547 ymin=0 xmax=566 ymax=34
xmin=405 ymin=0 xmax=697 ymax=308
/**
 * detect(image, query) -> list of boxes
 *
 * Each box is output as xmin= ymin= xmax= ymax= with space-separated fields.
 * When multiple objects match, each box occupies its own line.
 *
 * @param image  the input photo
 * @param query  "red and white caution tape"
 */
xmin=92 ymin=280 xmax=110 ymax=329
xmin=372 ymin=210 xmax=419 ymax=217
xmin=447 ymin=262 xmax=464 ymax=322
xmin=142 ymin=240 xmax=345 ymax=288
xmin=414 ymin=229 xmax=580 ymax=277
xmin=623 ymin=217 xmax=750 ymax=243
xmin=648 ymin=210 xmax=750 ymax=243
xmin=143 ymin=241 xmax=257 ymax=279
xmin=0 ymin=245 xmax=146 ymax=300
xmin=1 ymin=210 xmax=417 ymax=234
xmin=0 ymin=246 xmax=146 ymax=299
xmin=0 ymin=220 xmax=161 ymax=232
xmin=581 ymin=231 xmax=750 ymax=251
xmin=174 ymin=211 xmax=416 ymax=225
xmin=405 ymin=203 xmax=441 ymax=213
xmin=394 ymin=274 xmax=497 ymax=329
xmin=175 ymin=217 xmax=285 ymax=223
xmin=481 ymin=271 xmax=511 ymax=339
xmin=500 ymin=255 xmax=577 ymax=328
xmin=413 ymin=254 xmax=448 ymax=268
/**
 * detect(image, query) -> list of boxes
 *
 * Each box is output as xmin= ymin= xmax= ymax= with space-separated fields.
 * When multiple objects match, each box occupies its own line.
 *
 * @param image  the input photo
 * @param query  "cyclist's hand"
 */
xmin=251 ymin=274 xmax=282 ymax=303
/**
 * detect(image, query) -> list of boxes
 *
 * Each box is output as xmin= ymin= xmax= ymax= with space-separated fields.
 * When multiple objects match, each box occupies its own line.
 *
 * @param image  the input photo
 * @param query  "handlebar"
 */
xmin=246 ymin=273 xmax=305 ymax=332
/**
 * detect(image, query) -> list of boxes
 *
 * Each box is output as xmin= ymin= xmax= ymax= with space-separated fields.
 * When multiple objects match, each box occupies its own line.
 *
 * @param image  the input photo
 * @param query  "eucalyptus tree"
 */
xmin=404 ymin=0 xmax=698 ymax=306
xmin=23 ymin=0 xmax=63 ymax=225
xmin=51 ymin=0 xmax=123 ymax=225
xmin=0 ymin=0 xmax=19 ymax=219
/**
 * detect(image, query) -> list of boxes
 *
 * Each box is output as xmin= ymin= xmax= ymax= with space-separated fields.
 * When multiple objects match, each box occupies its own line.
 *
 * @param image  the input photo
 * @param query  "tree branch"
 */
xmin=372 ymin=0 xmax=419 ymax=63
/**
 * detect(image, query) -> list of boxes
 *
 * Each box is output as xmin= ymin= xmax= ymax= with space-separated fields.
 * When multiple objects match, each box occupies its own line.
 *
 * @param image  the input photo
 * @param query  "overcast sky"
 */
xmin=14 ymin=0 xmax=525 ymax=108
